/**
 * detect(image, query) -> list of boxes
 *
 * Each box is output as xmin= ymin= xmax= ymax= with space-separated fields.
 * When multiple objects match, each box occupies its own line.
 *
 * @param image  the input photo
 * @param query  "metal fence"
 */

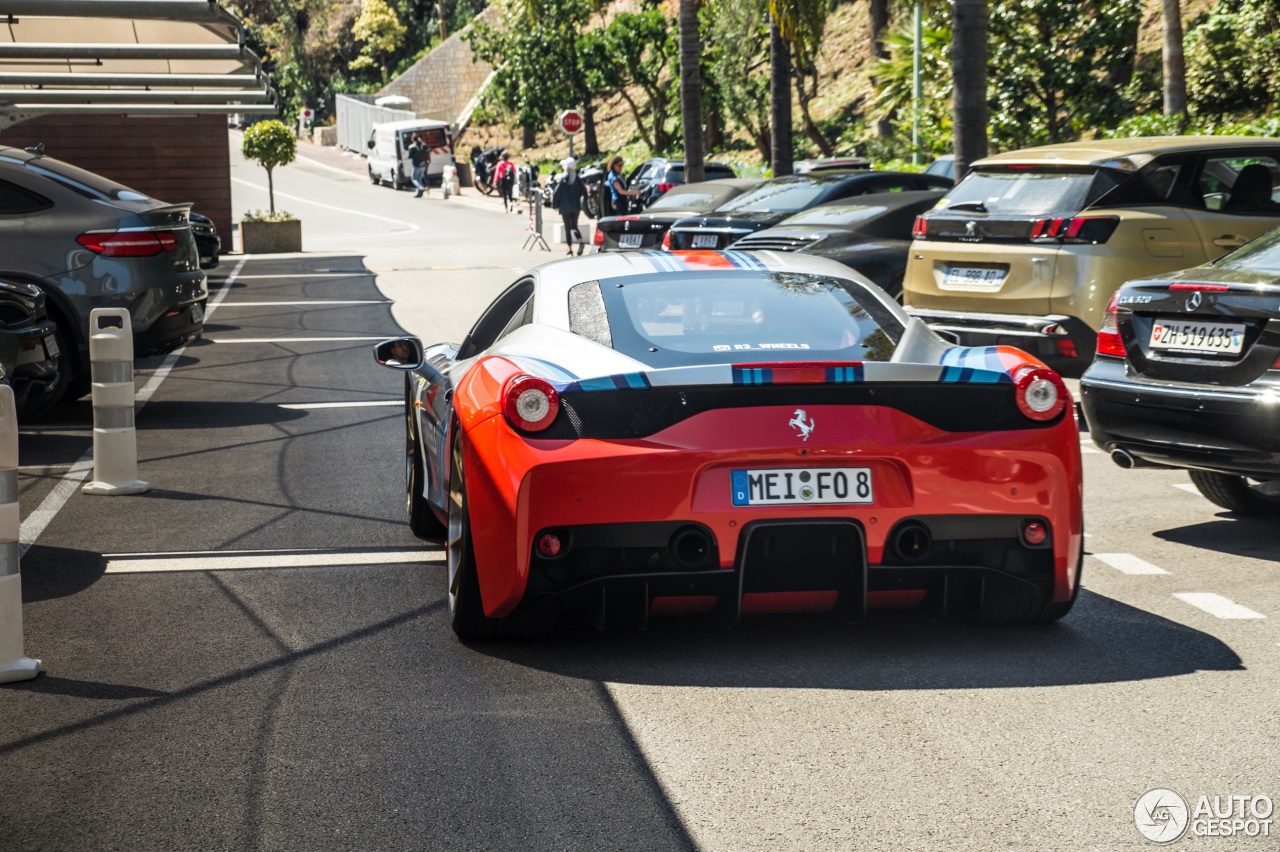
xmin=335 ymin=94 xmax=414 ymax=154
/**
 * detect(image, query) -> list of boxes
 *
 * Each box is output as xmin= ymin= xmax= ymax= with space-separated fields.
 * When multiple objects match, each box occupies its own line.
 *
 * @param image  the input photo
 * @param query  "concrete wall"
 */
xmin=378 ymin=6 xmax=497 ymax=126
xmin=0 ymin=114 xmax=233 ymax=238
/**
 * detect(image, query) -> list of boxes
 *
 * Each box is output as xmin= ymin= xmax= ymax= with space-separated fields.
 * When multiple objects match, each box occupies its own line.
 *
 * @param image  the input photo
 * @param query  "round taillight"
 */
xmin=503 ymin=374 xmax=559 ymax=432
xmin=1013 ymin=366 xmax=1067 ymax=421
xmin=1022 ymin=520 xmax=1049 ymax=547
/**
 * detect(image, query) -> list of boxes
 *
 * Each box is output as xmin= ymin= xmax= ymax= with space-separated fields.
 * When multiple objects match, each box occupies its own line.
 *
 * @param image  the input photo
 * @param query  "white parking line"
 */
xmin=104 ymin=548 xmax=440 ymax=574
xmin=278 ymin=401 xmax=400 ymax=410
xmin=1174 ymin=592 xmax=1266 ymax=620
xmin=1092 ymin=553 xmax=1170 ymax=575
xmin=209 ymin=337 xmax=389 ymax=344
xmin=231 ymin=274 xmax=372 ymax=280
xmin=1173 ymin=483 xmax=1199 ymax=494
xmin=216 ymin=300 xmax=391 ymax=306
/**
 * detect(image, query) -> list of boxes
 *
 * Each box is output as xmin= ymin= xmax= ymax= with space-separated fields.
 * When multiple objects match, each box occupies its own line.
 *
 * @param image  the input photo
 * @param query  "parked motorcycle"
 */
xmin=470 ymin=146 xmax=503 ymax=197
xmin=579 ymin=160 xmax=606 ymax=219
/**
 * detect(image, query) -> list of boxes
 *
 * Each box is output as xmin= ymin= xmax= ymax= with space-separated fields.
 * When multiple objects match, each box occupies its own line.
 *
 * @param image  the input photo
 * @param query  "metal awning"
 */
xmin=0 ymin=0 xmax=277 ymax=128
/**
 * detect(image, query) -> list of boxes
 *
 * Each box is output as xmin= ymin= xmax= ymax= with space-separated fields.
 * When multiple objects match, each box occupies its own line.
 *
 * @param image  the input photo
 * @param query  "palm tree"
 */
xmin=769 ymin=17 xmax=792 ymax=177
xmin=1162 ymin=0 xmax=1187 ymax=122
xmin=951 ymin=0 xmax=988 ymax=178
xmin=680 ymin=0 xmax=705 ymax=182
xmin=870 ymin=0 xmax=891 ymax=137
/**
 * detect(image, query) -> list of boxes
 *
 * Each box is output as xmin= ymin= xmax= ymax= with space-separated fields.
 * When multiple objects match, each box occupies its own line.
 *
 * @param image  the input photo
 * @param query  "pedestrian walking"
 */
xmin=552 ymin=157 xmax=589 ymax=256
xmin=408 ymin=134 xmax=429 ymax=198
xmin=494 ymin=151 xmax=517 ymax=212
xmin=604 ymin=155 xmax=640 ymax=216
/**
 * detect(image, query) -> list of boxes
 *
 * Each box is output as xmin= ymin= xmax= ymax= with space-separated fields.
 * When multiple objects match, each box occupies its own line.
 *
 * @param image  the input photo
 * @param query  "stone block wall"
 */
xmin=378 ymin=6 xmax=498 ymax=127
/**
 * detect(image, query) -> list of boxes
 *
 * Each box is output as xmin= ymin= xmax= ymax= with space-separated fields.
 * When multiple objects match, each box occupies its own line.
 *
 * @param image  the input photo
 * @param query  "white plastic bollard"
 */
xmin=81 ymin=308 xmax=149 ymax=496
xmin=0 ymin=384 xmax=41 ymax=683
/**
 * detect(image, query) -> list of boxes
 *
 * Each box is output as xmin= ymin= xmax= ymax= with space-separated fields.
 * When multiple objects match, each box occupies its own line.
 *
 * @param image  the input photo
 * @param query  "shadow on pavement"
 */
xmin=479 ymin=590 xmax=1242 ymax=690
xmin=1154 ymin=515 xmax=1280 ymax=563
xmin=6 ymin=676 xmax=170 ymax=700
xmin=21 ymin=545 xmax=104 ymax=603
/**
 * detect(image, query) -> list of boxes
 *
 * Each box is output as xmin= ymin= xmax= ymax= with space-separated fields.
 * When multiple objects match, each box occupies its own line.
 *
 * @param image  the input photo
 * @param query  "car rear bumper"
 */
xmin=1080 ymin=357 xmax=1280 ymax=476
xmin=907 ymin=306 xmax=1096 ymax=377
xmin=463 ymin=408 xmax=1084 ymax=618
xmin=134 ymin=298 xmax=206 ymax=356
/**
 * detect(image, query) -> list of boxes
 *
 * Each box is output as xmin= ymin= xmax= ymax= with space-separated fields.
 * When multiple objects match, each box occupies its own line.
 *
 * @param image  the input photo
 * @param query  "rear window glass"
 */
xmin=583 ymin=271 xmax=901 ymax=367
xmin=25 ymin=159 xmax=150 ymax=203
xmin=940 ymin=169 xmax=1096 ymax=216
xmin=716 ymin=180 xmax=828 ymax=214
xmin=1211 ymin=227 xmax=1280 ymax=272
xmin=782 ymin=204 xmax=888 ymax=227
xmin=648 ymin=188 xmax=728 ymax=210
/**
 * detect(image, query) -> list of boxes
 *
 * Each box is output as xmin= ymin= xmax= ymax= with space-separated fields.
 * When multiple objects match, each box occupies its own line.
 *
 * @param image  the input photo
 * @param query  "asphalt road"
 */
xmin=2 ymin=140 xmax=1278 ymax=852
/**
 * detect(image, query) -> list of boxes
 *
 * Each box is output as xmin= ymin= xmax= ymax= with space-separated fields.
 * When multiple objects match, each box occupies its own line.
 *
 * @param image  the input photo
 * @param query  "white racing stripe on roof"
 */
xmin=105 ymin=549 xmax=441 ymax=574
xmin=216 ymin=300 xmax=391 ymax=306
xmin=278 ymin=400 xmax=400 ymax=410
xmin=209 ymin=337 xmax=389 ymax=344
xmin=1174 ymin=593 xmax=1266 ymax=620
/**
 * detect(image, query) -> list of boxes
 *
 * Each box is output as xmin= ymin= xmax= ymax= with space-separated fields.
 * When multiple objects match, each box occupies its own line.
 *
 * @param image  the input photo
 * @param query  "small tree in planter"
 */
xmin=241 ymin=120 xmax=301 ymax=252
xmin=242 ymin=119 xmax=296 ymax=215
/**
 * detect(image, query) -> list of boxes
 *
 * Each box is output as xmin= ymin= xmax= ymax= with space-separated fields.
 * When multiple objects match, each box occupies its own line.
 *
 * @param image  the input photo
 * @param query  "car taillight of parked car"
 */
xmin=654 ymin=183 xmax=674 ymax=193
xmin=1029 ymin=215 xmax=1120 ymax=244
xmin=911 ymin=216 xmax=928 ymax=239
xmin=661 ymin=230 xmax=673 ymax=251
xmin=593 ymin=226 xmax=604 ymax=246
xmin=1096 ymin=291 xmax=1126 ymax=358
xmin=76 ymin=229 xmax=178 ymax=257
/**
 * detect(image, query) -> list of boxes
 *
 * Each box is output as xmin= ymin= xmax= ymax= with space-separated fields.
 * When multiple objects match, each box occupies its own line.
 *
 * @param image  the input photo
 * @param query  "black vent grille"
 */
xmin=529 ymin=383 xmax=1055 ymax=440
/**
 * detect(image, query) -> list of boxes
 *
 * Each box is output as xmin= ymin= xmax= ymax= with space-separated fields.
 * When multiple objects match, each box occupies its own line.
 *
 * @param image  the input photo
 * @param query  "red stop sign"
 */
xmin=558 ymin=109 xmax=584 ymax=135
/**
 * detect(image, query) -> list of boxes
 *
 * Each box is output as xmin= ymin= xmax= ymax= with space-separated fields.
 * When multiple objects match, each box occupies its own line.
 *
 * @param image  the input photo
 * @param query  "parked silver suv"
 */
xmin=0 ymin=145 xmax=207 ymax=412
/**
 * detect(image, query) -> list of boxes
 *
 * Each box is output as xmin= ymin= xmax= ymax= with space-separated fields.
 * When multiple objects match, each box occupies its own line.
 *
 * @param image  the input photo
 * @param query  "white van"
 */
xmin=366 ymin=118 xmax=454 ymax=190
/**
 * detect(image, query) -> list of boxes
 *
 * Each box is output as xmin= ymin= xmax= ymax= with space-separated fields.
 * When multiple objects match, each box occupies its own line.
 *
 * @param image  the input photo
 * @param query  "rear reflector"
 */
xmin=76 ymin=230 xmax=177 ymax=257
xmin=593 ymin=226 xmax=604 ymax=246
xmin=911 ymin=216 xmax=928 ymax=238
xmin=1021 ymin=520 xmax=1049 ymax=546
xmin=1056 ymin=339 xmax=1078 ymax=359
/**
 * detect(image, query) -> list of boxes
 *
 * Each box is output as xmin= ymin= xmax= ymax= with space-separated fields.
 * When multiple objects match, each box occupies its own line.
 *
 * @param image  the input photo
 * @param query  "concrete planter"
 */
xmin=240 ymin=219 xmax=302 ymax=254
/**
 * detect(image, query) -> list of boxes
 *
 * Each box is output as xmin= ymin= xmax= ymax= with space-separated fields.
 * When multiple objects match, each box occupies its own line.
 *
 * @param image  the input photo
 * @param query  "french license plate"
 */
xmin=618 ymin=233 xmax=643 ymax=248
xmin=44 ymin=335 xmax=59 ymax=359
xmin=942 ymin=266 xmax=1005 ymax=289
xmin=1149 ymin=319 xmax=1244 ymax=355
xmin=732 ymin=467 xmax=873 ymax=506
xmin=691 ymin=233 xmax=719 ymax=249
xmin=190 ymin=303 xmax=205 ymax=325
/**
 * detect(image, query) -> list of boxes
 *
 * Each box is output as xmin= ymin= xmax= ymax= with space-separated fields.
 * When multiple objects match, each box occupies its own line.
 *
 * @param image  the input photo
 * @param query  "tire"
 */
xmin=447 ymin=432 xmax=500 ymax=641
xmin=884 ymin=271 xmax=906 ymax=304
xmin=584 ymin=193 xmax=598 ymax=219
xmin=369 ymin=166 xmax=379 ymax=185
xmin=30 ymin=319 xmax=78 ymax=417
xmin=1188 ymin=469 xmax=1280 ymax=514
xmin=407 ymin=411 xmax=445 ymax=539
xmin=477 ymin=176 xmax=495 ymax=196
xmin=975 ymin=539 xmax=1083 ymax=625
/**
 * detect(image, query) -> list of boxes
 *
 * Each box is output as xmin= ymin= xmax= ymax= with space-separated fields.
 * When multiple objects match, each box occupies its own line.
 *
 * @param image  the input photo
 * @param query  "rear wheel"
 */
xmin=974 ymin=539 xmax=1083 ymax=625
xmin=584 ymin=193 xmax=599 ymax=219
xmin=30 ymin=320 xmax=78 ymax=417
xmin=447 ymin=432 xmax=500 ymax=641
xmin=1188 ymin=470 xmax=1280 ymax=514
xmin=368 ymin=166 xmax=379 ymax=185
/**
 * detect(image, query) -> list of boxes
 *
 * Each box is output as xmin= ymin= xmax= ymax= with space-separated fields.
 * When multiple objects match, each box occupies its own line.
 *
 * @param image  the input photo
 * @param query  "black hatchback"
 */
xmin=1081 ymin=228 xmax=1280 ymax=514
xmin=666 ymin=171 xmax=952 ymax=252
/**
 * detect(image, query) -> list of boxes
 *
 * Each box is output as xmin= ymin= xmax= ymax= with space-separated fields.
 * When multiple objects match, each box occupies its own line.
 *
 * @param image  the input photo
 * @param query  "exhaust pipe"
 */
xmin=1110 ymin=447 xmax=1137 ymax=469
xmin=889 ymin=521 xmax=932 ymax=563
xmin=669 ymin=526 xmax=713 ymax=569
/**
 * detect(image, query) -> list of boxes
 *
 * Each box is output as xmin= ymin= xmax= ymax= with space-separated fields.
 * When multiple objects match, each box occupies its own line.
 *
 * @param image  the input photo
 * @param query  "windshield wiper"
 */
xmin=945 ymin=201 xmax=988 ymax=213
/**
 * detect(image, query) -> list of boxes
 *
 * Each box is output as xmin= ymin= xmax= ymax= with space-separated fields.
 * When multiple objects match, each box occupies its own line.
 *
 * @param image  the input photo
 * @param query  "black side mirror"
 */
xmin=373 ymin=337 xmax=424 ymax=370
xmin=367 ymin=140 xmax=375 ymax=150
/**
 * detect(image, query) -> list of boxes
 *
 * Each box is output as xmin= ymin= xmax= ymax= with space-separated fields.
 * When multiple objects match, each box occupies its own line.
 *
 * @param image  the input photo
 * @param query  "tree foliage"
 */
xmin=1185 ymin=0 xmax=1280 ymax=119
xmin=350 ymin=0 xmax=408 ymax=83
xmin=242 ymin=119 xmax=297 ymax=214
xmin=579 ymin=11 xmax=677 ymax=151
xmin=703 ymin=0 xmax=772 ymax=160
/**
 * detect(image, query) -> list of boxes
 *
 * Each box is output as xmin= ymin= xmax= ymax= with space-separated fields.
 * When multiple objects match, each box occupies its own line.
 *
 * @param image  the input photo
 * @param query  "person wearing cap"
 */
xmin=552 ymin=157 xmax=589 ymax=256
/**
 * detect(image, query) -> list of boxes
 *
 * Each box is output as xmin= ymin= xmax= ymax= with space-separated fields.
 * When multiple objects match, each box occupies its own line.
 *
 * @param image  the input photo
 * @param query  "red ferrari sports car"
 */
xmin=375 ymin=250 xmax=1083 ymax=639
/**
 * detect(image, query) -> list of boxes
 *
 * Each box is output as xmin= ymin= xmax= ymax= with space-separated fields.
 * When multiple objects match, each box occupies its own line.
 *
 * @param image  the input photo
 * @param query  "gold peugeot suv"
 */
xmin=903 ymin=137 xmax=1280 ymax=376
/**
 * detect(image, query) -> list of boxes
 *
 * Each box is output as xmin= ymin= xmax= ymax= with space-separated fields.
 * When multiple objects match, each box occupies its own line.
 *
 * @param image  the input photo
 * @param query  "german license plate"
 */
xmin=691 ymin=233 xmax=719 ymax=249
xmin=1149 ymin=319 xmax=1244 ymax=355
xmin=619 ymin=233 xmax=643 ymax=248
xmin=942 ymin=266 xmax=1005 ymax=289
xmin=731 ymin=467 xmax=873 ymax=506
